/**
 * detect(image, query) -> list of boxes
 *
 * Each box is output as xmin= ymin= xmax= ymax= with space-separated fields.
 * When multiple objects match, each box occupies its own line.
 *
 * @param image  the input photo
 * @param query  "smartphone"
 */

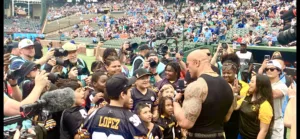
xmin=222 ymin=43 xmax=228 ymax=50
xmin=264 ymin=55 xmax=270 ymax=60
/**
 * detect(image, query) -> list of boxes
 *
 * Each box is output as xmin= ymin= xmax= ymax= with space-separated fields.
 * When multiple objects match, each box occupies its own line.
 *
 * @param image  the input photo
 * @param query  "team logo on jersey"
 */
xmin=151 ymin=96 xmax=155 ymax=101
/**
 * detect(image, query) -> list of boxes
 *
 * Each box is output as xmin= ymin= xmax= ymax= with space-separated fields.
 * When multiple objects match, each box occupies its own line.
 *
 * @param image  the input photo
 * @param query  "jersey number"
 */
xmin=92 ymin=132 xmax=124 ymax=139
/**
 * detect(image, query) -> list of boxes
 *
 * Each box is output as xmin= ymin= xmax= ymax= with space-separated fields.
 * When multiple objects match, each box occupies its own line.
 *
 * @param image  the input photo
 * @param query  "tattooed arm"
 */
xmin=173 ymin=78 xmax=208 ymax=129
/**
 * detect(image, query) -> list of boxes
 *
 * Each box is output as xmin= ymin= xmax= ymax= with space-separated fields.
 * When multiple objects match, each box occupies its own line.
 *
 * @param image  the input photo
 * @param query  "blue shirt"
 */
xmin=280 ymin=74 xmax=296 ymax=117
xmin=204 ymin=31 xmax=212 ymax=39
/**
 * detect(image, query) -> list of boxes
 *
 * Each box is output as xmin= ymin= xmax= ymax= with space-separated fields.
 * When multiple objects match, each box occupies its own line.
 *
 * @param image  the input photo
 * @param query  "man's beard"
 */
xmin=70 ymin=58 xmax=78 ymax=64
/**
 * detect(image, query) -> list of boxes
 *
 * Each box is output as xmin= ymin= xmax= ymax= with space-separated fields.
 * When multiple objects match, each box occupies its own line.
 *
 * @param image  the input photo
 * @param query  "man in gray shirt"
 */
xmin=265 ymin=60 xmax=288 ymax=139
xmin=219 ymin=23 xmax=227 ymax=41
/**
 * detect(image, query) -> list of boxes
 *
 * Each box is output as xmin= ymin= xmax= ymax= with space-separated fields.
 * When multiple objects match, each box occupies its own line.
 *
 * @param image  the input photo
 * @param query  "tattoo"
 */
xmin=182 ymin=78 xmax=208 ymax=123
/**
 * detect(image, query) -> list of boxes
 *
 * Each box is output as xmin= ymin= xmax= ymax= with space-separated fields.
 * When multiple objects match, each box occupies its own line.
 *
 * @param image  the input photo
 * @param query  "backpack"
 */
xmin=284 ymin=74 xmax=293 ymax=87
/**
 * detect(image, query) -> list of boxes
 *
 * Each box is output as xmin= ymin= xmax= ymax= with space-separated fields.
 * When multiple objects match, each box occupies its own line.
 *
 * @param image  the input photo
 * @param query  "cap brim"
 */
xmin=136 ymin=73 xmax=152 ymax=79
xmin=127 ymin=76 xmax=137 ymax=86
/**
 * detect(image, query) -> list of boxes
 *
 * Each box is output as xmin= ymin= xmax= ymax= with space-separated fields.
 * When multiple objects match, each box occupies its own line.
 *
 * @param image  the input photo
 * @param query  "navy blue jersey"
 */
xmin=84 ymin=105 xmax=148 ymax=139
xmin=131 ymin=87 xmax=157 ymax=111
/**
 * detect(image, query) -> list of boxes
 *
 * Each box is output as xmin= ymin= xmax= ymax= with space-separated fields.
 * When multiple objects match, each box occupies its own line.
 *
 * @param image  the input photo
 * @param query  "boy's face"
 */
xmin=138 ymin=107 xmax=152 ymax=123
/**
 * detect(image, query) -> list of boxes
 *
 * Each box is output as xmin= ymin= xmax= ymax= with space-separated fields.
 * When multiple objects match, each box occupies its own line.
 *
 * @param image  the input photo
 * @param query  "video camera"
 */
xmin=54 ymin=48 xmax=68 ymax=57
xmin=277 ymin=9 xmax=296 ymax=45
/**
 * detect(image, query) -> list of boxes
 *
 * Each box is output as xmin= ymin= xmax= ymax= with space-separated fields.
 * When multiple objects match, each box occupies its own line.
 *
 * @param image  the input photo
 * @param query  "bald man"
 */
xmin=173 ymin=50 xmax=234 ymax=139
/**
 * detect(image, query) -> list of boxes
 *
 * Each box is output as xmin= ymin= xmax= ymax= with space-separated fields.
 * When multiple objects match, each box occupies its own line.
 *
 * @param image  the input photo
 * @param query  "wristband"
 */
xmin=90 ymin=103 xmax=95 ymax=107
xmin=10 ymin=84 xmax=18 ymax=87
xmin=289 ymin=96 xmax=296 ymax=99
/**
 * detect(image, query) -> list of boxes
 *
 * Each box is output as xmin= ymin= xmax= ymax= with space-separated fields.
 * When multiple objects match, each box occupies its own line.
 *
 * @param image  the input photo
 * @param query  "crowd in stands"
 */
xmin=4 ymin=17 xmax=41 ymax=33
xmin=47 ymin=2 xmax=124 ymax=21
xmin=3 ymin=0 xmax=297 ymax=139
xmin=59 ymin=0 xmax=296 ymax=47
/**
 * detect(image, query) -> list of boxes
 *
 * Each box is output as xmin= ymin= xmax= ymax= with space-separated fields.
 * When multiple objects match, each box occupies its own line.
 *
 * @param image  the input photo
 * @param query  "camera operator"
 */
xmin=4 ymin=70 xmax=50 ymax=116
xmin=129 ymin=44 xmax=150 ymax=77
xmin=11 ymin=38 xmax=54 ymax=67
xmin=143 ymin=51 xmax=166 ymax=86
xmin=61 ymin=42 xmax=90 ymax=86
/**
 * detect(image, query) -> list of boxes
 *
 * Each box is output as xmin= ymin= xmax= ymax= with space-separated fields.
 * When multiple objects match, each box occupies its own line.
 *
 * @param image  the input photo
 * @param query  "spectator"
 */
xmin=83 ymin=74 xmax=148 ymax=138
xmin=134 ymin=103 xmax=163 ymax=139
xmin=265 ymin=60 xmax=288 ymax=139
xmin=235 ymin=74 xmax=274 ymax=139
xmin=203 ymin=28 xmax=212 ymax=45
xmin=236 ymin=42 xmax=253 ymax=82
xmin=131 ymin=68 xmax=157 ymax=112
xmin=61 ymin=43 xmax=90 ymax=85
xmin=34 ymin=37 xmax=43 ymax=60
xmin=155 ymin=62 xmax=181 ymax=90
xmin=130 ymin=44 xmax=150 ymax=77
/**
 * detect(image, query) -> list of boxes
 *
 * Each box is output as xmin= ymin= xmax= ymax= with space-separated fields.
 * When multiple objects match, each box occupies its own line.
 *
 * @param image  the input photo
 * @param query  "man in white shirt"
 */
xmin=265 ymin=60 xmax=288 ymax=139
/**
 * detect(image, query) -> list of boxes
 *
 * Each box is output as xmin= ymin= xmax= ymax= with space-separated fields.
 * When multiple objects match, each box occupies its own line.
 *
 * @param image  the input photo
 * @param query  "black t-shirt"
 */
xmin=155 ymin=115 xmax=181 ymax=139
xmin=84 ymin=105 xmax=148 ymax=139
xmin=60 ymin=106 xmax=88 ymax=139
xmin=131 ymin=87 xmax=157 ymax=111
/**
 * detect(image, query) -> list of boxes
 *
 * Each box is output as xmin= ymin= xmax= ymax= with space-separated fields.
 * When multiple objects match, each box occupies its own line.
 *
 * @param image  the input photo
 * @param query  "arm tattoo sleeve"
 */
xmin=182 ymin=78 xmax=208 ymax=123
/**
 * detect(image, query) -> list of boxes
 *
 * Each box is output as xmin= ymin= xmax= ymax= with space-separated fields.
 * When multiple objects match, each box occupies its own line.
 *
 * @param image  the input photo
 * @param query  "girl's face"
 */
xmin=139 ymin=107 xmax=153 ymax=123
xmin=164 ymin=99 xmax=174 ymax=116
xmin=162 ymin=88 xmax=175 ymax=98
xmin=222 ymin=69 xmax=235 ymax=84
xmin=93 ymin=75 xmax=108 ymax=92
xmin=106 ymin=60 xmax=122 ymax=76
xmin=165 ymin=65 xmax=177 ymax=81
xmin=74 ymin=87 xmax=86 ymax=106
xmin=248 ymin=76 xmax=257 ymax=94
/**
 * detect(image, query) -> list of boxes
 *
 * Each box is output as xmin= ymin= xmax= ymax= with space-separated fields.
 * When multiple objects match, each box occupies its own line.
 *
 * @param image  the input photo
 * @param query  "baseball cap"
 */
xmin=138 ymin=44 xmax=150 ymax=51
xmin=9 ymin=60 xmax=40 ymax=79
xmin=133 ymin=69 xmax=151 ymax=79
xmin=267 ymin=60 xmax=282 ymax=70
xmin=18 ymin=39 xmax=34 ymax=49
xmin=145 ymin=50 xmax=158 ymax=58
xmin=62 ymin=42 xmax=77 ymax=51
xmin=106 ymin=74 xmax=137 ymax=98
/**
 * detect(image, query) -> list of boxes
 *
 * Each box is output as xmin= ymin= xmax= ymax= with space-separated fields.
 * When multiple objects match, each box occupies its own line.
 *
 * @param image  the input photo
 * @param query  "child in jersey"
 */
xmin=155 ymin=97 xmax=183 ymax=139
xmin=135 ymin=103 xmax=163 ymax=139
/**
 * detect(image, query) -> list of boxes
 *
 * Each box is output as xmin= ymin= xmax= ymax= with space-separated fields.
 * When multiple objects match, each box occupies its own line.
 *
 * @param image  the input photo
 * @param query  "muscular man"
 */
xmin=173 ymin=50 xmax=234 ymax=139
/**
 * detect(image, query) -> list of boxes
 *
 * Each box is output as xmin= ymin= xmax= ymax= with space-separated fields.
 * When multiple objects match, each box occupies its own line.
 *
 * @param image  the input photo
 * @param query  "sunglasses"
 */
xmin=265 ymin=68 xmax=277 ymax=72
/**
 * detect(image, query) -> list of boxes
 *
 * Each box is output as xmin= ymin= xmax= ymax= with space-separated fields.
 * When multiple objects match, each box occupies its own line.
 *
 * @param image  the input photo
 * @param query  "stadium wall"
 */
xmin=32 ymin=4 xmax=41 ymax=19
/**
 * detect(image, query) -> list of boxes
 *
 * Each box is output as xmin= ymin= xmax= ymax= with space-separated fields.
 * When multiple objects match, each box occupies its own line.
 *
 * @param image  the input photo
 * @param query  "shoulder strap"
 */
xmin=78 ymin=58 xmax=86 ymax=68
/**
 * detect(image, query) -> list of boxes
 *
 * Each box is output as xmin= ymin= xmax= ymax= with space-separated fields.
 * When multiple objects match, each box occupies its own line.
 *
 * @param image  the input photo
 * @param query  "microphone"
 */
xmin=4 ymin=88 xmax=75 ymax=126
xmin=21 ymin=87 xmax=75 ymax=113
xmin=40 ymin=87 xmax=75 ymax=112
